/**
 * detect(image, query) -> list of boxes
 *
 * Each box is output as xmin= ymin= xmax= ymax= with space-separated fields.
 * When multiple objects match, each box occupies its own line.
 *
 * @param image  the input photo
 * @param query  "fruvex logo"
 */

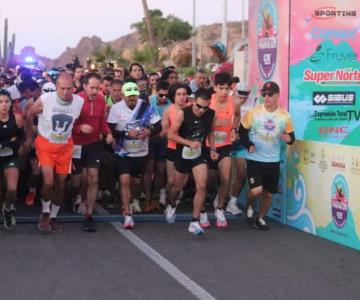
xmin=309 ymin=46 xmax=358 ymax=63
xmin=313 ymin=92 xmax=355 ymax=105
xmin=311 ymin=28 xmax=358 ymax=40
xmin=312 ymin=7 xmax=357 ymax=19
xmin=257 ymin=0 xmax=278 ymax=80
xmin=303 ymin=69 xmax=360 ymax=84
xmin=331 ymin=174 xmax=349 ymax=228
xmin=318 ymin=127 xmax=348 ymax=134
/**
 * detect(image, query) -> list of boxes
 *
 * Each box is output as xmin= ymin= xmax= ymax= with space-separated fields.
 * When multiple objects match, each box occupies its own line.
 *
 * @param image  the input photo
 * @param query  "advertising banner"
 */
xmin=286 ymin=140 xmax=360 ymax=250
xmin=289 ymin=1 xmax=360 ymax=145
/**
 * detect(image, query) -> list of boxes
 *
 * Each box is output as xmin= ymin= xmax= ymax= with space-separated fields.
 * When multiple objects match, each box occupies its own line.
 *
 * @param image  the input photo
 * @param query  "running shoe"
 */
xmin=130 ymin=199 xmax=142 ymax=213
xmin=123 ymin=215 xmax=135 ymax=230
xmin=50 ymin=218 xmax=62 ymax=233
xmin=143 ymin=201 xmax=154 ymax=213
xmin=77 ymin=202 xmax=87 ymax=215
xmin=246 ymin=206 xmax=255 ymax=225
xmin=226 ymin=197 xmax=243 ymax=215
xmin=83 ymin=216 xmax=96 ymax=232
xmin=199 ymin=211 xmax=211 ymax=228
xmin=73 ymin=195 xmax=81 ymax=213
xmin=215 ymin=208 xmax=228 ymax=228
xmin=38 ymin=213 xmax=51 ymax=232
xmin=188 ymin=221 xmax=205 ymax=235
xmin=164 ymin=204 xmax=176 ymax=224
xmin=3 ymin=208 xmax=16 ymax=229
xmin=254 ymin=217 xmax=270 ymax=231
xmin=159 ymin=189 xmax=167 ymax=206
xmin=25 ymin=190 xmax=36 ymax=206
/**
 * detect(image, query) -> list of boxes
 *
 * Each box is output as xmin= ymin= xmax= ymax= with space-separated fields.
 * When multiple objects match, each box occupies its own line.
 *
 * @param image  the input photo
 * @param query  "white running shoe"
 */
xmin=159 ymin=189 xmax=167 ymax=206
xmin=226 ymin=197 xmax=243 ymax=215
xmin=215 ymin=208 xmax=228 ymax=228
xmin=130 ymin=199 xmax=142 ymax=213
xmin=188 ymin=221 xmax=205 ymax=235
xmin=73 ymin=194 xmax=82 ymax=213
xmin=123 ymin=215 xmax=135 ymax=229
xmin=213 ymin=194 xmax=219 ymax=208
xmin=199 ymin=212 xmax=211 ymax=228
xmin=164 ymin=204 xmax=176 ymax=223
xmin=246 ymin=206 xmax=255 ymax=224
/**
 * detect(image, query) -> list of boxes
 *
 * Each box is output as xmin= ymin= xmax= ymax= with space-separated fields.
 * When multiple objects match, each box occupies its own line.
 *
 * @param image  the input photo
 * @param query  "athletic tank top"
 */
xmin=167 ymin=104 xmax=177 ymax=150
xmin=177 ymin=106 xmax=215 ymax=159
xmin=38 ymin=92 xmax=84 ymax=144
xmin=207 ymin=94 xmax=234 ymax=147
xmin=0 ymin=111 xmax=18 ymax=157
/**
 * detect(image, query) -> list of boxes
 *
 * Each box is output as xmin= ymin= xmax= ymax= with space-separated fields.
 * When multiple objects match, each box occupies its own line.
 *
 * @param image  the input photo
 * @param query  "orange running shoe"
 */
xmin=25 ymin=190 xmax=36 ymax=206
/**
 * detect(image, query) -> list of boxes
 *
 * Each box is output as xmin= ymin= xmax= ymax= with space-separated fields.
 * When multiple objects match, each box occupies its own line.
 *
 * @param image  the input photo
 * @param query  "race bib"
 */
xmin=214 ymin=131 xmax=227 ymax=145
xmin=0 ymin=147 xmax=14 ymax=157
xmin=182 ymin=146 xmax=201 ymax=160
xmin=124 ymin=139 xmax=143 ymax=153
xmin=49 ymin=132 xmax=68 ymax=144
xmin=72 ymin=145 xmax=82 ymax=159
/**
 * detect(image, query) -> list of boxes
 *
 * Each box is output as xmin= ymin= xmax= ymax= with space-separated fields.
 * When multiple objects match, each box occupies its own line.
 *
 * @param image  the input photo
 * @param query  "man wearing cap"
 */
xmin=238 ymin=81 xmax=295 ymax=230
xmin=107 ymin=82 xmax=162 ymax=229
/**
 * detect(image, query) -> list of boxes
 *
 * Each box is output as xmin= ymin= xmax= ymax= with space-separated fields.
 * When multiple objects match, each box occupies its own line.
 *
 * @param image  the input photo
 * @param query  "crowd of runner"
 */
xmin=0 ymin=62 xmax=295 ymax=235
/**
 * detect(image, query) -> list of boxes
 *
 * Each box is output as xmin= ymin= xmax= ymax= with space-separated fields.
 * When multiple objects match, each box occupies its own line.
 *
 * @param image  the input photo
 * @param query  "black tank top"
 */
xmin=177 ymin=105 xmax=215 ymax=152
xmin=0 ymin=111 xmax=18 ymax=157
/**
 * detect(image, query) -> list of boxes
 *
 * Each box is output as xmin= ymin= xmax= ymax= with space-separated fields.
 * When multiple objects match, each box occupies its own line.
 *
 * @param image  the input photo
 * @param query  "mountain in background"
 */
xmin=17 ymin=21 xmax=246 ymax=68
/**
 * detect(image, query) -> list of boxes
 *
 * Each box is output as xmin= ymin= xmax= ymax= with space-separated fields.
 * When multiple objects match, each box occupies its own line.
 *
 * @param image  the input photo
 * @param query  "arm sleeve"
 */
xmin=150 ymin=121 xmax=162 ymax=136
xmin=238 ymin=124 xmax=254 ymax=150
xmin=108 ymin=123 xmax=126 ymax=139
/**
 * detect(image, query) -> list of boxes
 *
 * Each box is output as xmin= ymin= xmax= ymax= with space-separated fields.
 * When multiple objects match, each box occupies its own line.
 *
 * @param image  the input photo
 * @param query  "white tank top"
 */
xmin=38 ymin=92 xmax=84 ymax=144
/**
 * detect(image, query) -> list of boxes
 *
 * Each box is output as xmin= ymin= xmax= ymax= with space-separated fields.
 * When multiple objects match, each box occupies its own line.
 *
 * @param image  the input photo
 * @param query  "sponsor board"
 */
xmin=313 ymin=92 xmax=355 ymax=105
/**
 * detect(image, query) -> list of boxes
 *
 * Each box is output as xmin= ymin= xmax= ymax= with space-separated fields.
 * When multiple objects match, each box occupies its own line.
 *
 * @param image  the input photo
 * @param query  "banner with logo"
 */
xmin=286 ymin=140 xmax=360 ymax=250
xmin=289 ymin=1 xmax=360 ymax=146
xmin=244 ymin=0 xmax=290 ymax=223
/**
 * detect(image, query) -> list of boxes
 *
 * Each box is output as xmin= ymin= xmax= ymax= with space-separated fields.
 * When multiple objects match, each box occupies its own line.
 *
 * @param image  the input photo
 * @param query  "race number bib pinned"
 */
xmin=124 ymin=139 xmax=143 ymax=153
xmin=214 ymin=131 xmax=227 ymax=145
xmin=182 ymin=146 xmax=201 ymax=160
xmin=72 ymin=145 xmax=82 ymax=159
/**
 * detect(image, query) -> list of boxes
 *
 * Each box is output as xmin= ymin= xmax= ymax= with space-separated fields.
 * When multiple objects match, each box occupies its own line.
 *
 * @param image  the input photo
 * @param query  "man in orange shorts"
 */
xmin=25 ymin=72 xmax=84 ymax=232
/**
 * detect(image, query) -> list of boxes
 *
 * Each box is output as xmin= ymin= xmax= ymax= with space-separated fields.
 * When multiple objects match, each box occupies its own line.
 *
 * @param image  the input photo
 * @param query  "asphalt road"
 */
xmin=1 ymin=212 xmax=359 ymax=300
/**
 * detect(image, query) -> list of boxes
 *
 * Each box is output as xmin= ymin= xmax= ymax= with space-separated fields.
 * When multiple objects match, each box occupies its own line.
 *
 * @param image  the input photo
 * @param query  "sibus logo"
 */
xmin=312 ymin=7 xmax=357 ymax=19
xmin=313 ymin=92 xmax=355 ymax=105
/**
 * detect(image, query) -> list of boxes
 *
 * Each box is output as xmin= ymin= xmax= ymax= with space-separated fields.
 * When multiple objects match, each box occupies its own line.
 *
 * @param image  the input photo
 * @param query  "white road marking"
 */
xmin=95 ymin=204 xmax=217 ymax=300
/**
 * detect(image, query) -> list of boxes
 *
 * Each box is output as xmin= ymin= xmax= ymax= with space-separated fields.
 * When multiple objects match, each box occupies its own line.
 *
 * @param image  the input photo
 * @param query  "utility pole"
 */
xmin=221 ymin=0 xmax=228 ymax=51
xmin=191 ymin=0 xmax=196 ymax=68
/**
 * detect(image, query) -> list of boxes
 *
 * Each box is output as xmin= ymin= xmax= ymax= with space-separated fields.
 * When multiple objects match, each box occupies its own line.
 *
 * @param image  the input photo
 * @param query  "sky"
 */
xmin=0 ymin=0 xmax=248 ymax=59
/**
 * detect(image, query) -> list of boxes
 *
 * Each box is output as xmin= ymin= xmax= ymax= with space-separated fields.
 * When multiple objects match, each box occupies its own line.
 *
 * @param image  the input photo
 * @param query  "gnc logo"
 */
xmin=318 ymin=127 xmax=348 ymax=134
xmin=312 ymin=7 xmax=357 ymax=19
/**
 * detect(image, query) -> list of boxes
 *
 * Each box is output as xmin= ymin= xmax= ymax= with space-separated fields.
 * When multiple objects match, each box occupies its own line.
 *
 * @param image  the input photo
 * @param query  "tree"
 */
xmin=91 ymin=44 xmax=128 ymax=67
xmin=131 ymin=9 xmax=192 ymax=64
xmin=141 ymin=0 xmax=156 ymax=48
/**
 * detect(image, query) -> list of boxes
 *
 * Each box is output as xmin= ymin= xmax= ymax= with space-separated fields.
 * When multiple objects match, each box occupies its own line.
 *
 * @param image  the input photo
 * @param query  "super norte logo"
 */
xmin=257 ymin=0 xmax=278 ymax=80
xmin=331 ymin=174 xmax=349 ymax=228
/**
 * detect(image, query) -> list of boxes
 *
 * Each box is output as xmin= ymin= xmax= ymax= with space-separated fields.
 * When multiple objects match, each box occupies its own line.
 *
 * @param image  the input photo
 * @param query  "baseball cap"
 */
xmin=122 ymin=82 xmax=140 ymax=97
xmin=236 ymin=82 xmax=250 ymax=96
xmin=260 ymin=81 xmax=280 ymax=93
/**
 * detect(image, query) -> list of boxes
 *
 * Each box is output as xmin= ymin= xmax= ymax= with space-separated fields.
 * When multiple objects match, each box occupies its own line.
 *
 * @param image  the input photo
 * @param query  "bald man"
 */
xmin=26 ymin=72 xmax=84 ymax=232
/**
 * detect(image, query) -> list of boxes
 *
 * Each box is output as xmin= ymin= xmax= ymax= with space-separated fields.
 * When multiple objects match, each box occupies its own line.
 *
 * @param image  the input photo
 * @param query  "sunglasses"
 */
xmin=158 ymin=93 xmax=167 ymax=98
xmin=261 ymin=92 xmax=277 ymax=97
xmin=126 ymin=87 xmax=139 ymax=92
xmin=195 ymin=103 xmax=209 ymax=110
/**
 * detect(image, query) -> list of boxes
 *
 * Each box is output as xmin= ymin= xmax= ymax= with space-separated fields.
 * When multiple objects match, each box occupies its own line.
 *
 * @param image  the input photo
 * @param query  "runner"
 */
xmin=227 ymin=82 xmax=251 ymax=215
xmin=142 ymin=81 xmax=171 ymax=212
xmin=204 ymin=72 xmax=241 ymax=228
xmin=239 ymin=81 xmax=295 ymax=230
xmin=166 ymin=87 xmax=215 ymax=235
xmin=71 ymin=72 xmax=113 ymax=232
xmin=107 ymin=82 xmax=161 ymax=229
xmin=0 ymin=90 xmax=24 ymax=229
xmin=160 ymin=83 xmax=190 ymax=206
xmin=26 ymin=72 xmax=84 ymax=232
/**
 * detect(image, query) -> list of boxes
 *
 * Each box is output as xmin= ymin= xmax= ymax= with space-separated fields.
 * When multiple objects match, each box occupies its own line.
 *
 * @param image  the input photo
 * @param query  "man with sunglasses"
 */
xmin=166 ymin=88 xmax=216 ymax=235
xmin=239 ymin=81 xmax=295 ymax=230
xmin=107 ymin=82 xmax=162 ymax=229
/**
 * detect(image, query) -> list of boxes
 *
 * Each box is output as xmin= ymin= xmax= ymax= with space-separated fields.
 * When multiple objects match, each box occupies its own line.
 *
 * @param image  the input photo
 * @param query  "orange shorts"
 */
xmin=35 ymin=135 xmax=73 ymax=175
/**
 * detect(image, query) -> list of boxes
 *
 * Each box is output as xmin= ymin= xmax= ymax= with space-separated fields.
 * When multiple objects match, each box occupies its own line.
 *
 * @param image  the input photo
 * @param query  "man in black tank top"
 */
xmin=166 ymin=88 xmax=217 ymax=235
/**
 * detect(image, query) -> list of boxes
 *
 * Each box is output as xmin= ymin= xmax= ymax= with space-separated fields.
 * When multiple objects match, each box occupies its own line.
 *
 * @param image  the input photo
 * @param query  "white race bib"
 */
xmin=214 ymin=131 xmax=227 ymax=145
xmin=72 ymin=145 xmax=82 ymax=159
xmin=0 ymin=147 xmax=14 ymax=157
xmin=49 ymin=132 xmax=68 ymax=144
xmin=182 ymin=146 xmax=201 ymax=160
xmin=124 ymin=139 xmax=143 ymax=153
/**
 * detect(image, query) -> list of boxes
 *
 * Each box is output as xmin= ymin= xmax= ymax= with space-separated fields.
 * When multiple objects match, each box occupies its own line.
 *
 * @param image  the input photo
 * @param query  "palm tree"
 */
xmin=141 ymin=0 xmax=156 ymax=48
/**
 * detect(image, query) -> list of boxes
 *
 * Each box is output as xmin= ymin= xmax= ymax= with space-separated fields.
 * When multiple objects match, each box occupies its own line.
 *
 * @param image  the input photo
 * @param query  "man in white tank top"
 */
xmin=25 ymin=72 xmax=84 ymax=232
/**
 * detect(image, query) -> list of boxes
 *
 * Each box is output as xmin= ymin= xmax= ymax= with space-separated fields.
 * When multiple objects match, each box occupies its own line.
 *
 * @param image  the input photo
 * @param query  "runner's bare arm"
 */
xmin=160 ymin=108 xmax=170 ymax=138
xmin=25 ymin=97 xmax=43 ymax=149
xmin=167 ymin=110 xmax=193 ymax=147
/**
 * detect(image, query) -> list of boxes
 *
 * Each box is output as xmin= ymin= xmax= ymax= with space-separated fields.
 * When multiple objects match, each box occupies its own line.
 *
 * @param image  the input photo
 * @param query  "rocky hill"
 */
xmin=21 ymin=21 xmax=247 ymax=68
